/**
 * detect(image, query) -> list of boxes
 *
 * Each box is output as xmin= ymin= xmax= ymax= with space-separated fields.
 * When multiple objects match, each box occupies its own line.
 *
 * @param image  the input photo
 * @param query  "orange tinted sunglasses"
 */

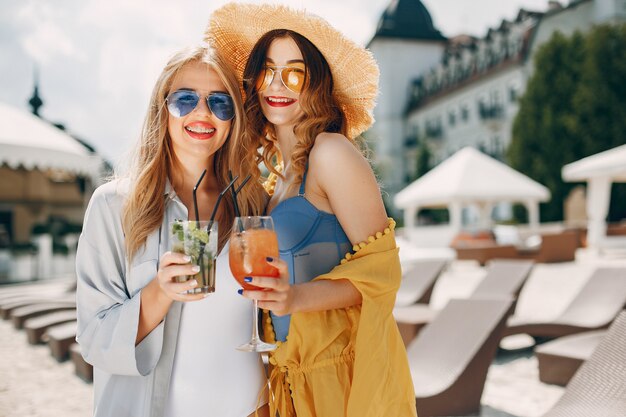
xmin=255 ymin=65 xmax=306 ymax=93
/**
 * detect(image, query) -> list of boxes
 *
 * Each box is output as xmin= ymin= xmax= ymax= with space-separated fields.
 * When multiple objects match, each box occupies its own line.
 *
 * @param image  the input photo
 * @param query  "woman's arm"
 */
xmin=243 ymin=257 xmax=360 ymax=316
xmin=76 ymin=185 xmax=203 ymax=375
xmin=76 ymin=186 xmax=164 ymax=376
xmin=242 ymin=133 xmax=388 ymax=315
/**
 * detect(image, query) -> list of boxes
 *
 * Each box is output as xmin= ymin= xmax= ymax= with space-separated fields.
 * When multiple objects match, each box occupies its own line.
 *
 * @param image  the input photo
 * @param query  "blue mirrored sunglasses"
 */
xmin=166 ymin=89 xmax=235 ymax=121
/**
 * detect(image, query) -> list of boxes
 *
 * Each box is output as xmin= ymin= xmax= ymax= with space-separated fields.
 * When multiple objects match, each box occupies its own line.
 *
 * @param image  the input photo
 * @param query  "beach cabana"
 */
xmin=0 ymin=102 xmax=103 ymax=242
xmin=395 ymin=147 xmax=550 ymax=246
xmin=0 ymin=102 xmax=99 ymax=177
xmin=0 ymin=102 xmax=104 ymax=281
xmin=562 ymin=144 xmax=626 ymax=249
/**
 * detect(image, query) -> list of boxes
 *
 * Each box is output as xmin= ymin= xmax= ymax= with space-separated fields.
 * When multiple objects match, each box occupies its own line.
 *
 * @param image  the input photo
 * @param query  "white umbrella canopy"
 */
xmin=562 ymin=144 xmax=626 ymax=182
xmin=0 ymin=102 xmax=100 ymax=177
xmin=562 ymin=144 xmax=626 ymax=248
xmin=396 ymin=147 xmax=550 ymax=240
xmin=395 ymin=147 xmax=550 ymax=208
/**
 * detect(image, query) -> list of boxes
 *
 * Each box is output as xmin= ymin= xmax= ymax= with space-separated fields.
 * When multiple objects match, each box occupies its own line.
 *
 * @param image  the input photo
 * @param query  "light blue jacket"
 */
xmin=76 ymin=179 xmax=263 ymax=417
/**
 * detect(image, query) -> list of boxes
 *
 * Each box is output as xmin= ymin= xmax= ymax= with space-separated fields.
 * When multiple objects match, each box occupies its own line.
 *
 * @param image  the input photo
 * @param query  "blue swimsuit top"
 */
xmin=269 ymin=165 xmax=352 ymax=342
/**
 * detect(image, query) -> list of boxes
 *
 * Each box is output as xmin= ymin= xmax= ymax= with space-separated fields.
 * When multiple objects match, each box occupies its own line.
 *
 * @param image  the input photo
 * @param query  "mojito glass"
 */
xmin=170 ymin=220 xmax=218 ymax=294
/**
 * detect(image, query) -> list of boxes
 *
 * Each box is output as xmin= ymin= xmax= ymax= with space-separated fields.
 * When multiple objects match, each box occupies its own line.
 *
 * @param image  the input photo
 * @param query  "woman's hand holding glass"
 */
xmin=240 ymin=257 xmax=293 ymax=317
xmin=156 ymin=251 xmax=207 ymax=302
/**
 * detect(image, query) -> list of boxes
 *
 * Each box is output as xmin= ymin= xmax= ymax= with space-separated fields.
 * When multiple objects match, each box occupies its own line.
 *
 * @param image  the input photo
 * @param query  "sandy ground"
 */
xmin=1 ymin=249 xmax=625 ymax=417
xmin=0 ymin=319 xmax=92 ymax=416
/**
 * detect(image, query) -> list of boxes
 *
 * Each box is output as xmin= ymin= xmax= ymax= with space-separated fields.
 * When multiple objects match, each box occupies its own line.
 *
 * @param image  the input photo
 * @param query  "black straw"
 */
xmin=235 ymin=174 xmax=252 ymax=195
xmin=228 ymin=171 xmax=252 ymax=218
xmin=197 ymin=175 xmax=239 ymax=285
xmin=228 ymin=171 xmax=240 ymax=217
xmin=209 ymin=175 xmax=239 ymax=226
xmin=192 ymin=169 xmax=207 ymax=226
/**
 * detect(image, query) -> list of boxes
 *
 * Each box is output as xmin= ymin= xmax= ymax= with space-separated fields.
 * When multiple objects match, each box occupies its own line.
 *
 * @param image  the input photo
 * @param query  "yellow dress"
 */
xmin=262 ymin=219 xmax=418 ymax=417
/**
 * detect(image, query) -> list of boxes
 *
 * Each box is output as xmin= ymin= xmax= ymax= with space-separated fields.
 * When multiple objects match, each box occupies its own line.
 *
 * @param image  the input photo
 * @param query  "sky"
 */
xmin=0 ymin=0 xmax=553 ymax=165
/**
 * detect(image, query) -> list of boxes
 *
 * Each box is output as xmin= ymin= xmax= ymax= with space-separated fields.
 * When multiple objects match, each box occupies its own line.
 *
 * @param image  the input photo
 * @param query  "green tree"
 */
xmin=413 ymin=141 xmax=449 ymax=224
xmin=415 ymin=140 xmax=432 ymax=179
xmin=509 ymin=31 xmax=585 ymax=221
xmin=509 ymin=25 xmax=626 ymax=222
xmin=571 ymin=25 xmax=626 ymax=221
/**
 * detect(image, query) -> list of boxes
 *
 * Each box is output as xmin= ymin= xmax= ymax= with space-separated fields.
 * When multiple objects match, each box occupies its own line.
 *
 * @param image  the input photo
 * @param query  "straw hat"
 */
xmin=205 ymin=3 xmax=379 ymax=139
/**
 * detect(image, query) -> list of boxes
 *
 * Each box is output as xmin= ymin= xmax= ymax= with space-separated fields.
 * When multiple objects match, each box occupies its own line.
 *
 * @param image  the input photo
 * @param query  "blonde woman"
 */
xmin=75 ymin=45 xmax=268 ymax=417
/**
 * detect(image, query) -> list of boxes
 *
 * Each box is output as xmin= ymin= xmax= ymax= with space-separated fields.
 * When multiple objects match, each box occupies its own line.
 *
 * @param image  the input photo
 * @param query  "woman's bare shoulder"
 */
xmin=310 ymin=133 xmax=367 ymax=171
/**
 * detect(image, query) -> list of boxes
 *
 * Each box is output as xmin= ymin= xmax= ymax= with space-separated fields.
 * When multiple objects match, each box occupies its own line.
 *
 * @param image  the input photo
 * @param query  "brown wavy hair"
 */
xmin=242 ymin=29 xmax=362 ymax=188
xmin=122 ymin=45 xmax=267 ymax=261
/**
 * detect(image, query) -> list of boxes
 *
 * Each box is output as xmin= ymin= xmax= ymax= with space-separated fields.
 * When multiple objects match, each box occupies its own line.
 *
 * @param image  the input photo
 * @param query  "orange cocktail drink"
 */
xmin=229 ymin=228 xmax=279 ymax=290
xmin=229 ymin=215 xmax=279 ymax=352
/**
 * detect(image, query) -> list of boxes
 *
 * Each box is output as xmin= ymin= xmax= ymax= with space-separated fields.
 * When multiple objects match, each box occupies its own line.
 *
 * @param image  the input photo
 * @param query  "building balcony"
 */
xmin=425 ymin=126 xmax=444 ymax=139
xmin=479 ymin=103 xmax=504 ymax=120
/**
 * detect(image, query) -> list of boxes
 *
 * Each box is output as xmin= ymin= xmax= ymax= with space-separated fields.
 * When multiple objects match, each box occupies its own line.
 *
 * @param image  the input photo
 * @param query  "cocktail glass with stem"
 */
xmin=229 ymin=216 xmax=279 ymax=352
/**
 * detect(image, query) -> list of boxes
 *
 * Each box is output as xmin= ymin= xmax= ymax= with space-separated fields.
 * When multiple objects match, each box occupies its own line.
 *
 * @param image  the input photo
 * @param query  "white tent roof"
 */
xmin=0 ymin=102 xmax=100 ymax=177
xmin=395 ymin=147 xmax=551 ymax=208
xmin=562 ymin=144 xmax=626 ymax=182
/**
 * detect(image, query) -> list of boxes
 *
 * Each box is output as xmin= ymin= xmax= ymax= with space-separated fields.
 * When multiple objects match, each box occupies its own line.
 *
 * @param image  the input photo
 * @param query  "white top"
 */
xmin=165 ymin=243 xmax=267 ymax=417
xmin=76 ymin=179 xmax=265 ymax=417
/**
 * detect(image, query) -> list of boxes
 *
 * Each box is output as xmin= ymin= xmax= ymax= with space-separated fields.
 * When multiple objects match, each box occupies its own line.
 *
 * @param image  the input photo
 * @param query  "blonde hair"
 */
xmin=122 ymin=45 xmax=266 ymax=260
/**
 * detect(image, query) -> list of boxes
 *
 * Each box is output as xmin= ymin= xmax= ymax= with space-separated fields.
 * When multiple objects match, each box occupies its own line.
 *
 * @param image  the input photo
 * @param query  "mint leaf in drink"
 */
xmin=172 ymin=221 xmax=184 ymax=234
xmin=190 ymin=228 xmax=209 ymax=244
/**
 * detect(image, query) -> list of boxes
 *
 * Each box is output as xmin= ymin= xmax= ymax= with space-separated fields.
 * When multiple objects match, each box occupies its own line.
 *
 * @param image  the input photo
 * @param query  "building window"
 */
xmin=490 ymin=136 xmax=503 ymax=159
xmin=461 ymin=105 xmax=469 ymax=121
xmin=478 ymin=99 xmax=503 ymax=120
xmin=478 ymin=99 xmax=486 ymax=117
xmin=509 ymin=86 xmax=519 ymax=102
xmin=448 ymin=111 xmax=456 ymax=126
xmin=425 ymin=118 xmax=443 ymax=139
xmin=404 ymin=124 xmax=420 ymax=148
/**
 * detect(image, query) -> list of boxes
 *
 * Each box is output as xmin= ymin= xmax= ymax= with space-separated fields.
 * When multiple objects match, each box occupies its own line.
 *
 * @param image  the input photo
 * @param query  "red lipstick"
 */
xmin=184 ymin=122 xmax=216 ymax=140
xmin=265 ymin=96 xmax=297 ymax=107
